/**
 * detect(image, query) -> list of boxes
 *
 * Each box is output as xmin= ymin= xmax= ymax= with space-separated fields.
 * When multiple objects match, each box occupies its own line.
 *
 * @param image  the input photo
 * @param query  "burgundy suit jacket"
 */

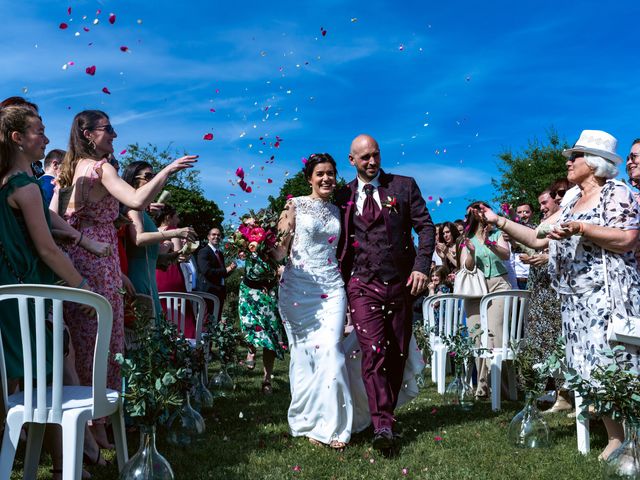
xmin=335 ymin=170 xmax=435 ymax=283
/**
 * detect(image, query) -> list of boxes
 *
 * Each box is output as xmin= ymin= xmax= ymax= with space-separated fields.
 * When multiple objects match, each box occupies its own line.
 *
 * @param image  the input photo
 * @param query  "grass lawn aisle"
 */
xmin=12 ymin=354 xmax=606 ymax=479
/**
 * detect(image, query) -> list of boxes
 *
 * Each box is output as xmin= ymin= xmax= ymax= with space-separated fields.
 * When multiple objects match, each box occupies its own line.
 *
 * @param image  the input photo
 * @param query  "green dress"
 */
xmin=238 ymin=254 xmax=287 ymax=359
xmin=0 ymin=173 xmax=55 ymax=379
xmin=125 ymin=211 xmax=162 ymax=319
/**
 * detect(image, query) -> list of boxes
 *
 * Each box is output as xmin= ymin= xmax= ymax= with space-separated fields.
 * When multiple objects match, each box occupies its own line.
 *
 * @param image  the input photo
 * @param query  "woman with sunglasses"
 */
xmin=53 ymin=110 xmax=196 ymax=448
xmin=474 ymin=130 xmax=640 ymax=461
xmin=121 ymin=162 xmax=196 ymax=319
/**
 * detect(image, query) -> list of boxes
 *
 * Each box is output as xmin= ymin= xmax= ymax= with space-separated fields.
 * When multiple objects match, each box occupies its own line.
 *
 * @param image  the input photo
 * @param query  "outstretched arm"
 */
xmin=272 ymin=200 xmax=296 ymax=262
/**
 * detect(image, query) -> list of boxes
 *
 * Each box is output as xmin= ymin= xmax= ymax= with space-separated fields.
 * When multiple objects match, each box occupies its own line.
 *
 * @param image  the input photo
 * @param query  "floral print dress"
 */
xmin=63 ymin=159 xmax=124 ymax=390
xmin=549 ymin=180 xmax=640 ymax=379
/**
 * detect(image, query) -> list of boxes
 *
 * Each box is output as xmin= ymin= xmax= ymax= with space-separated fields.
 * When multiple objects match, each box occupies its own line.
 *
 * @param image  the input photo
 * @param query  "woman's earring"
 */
xmin=18 ymin=145 xmax=24 ymax=152
xmin=88 ymin=139 xmax=96 ymax=151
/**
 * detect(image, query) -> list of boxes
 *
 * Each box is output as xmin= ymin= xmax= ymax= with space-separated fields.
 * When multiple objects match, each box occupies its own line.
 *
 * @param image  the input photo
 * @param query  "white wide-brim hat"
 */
xmin=562 ymin=129 xmax=622 ymax=165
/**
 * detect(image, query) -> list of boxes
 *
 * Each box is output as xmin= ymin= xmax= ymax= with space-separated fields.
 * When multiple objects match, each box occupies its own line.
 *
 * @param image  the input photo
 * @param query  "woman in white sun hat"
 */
xmin=473 ymin=130 xmax=640 ymax=460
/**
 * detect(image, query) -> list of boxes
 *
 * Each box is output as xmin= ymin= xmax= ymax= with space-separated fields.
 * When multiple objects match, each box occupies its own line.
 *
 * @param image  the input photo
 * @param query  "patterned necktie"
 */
xmin=361 ymin=184 xmax=380 ymax=224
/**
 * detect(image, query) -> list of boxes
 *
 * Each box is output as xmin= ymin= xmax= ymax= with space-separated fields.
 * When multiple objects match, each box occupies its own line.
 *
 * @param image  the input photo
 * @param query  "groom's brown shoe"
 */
xmin=372 ymin=428 xmax=394 ymax=451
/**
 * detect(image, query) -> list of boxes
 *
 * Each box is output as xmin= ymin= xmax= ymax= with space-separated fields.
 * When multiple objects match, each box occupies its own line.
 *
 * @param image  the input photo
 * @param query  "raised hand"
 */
xmin=475 ymin=204 xmax=499 ymax=225
xmin=166 ymin=155 xmax=198 ymax=175
xmin=175 ymin=226 xmax=197 ymax=242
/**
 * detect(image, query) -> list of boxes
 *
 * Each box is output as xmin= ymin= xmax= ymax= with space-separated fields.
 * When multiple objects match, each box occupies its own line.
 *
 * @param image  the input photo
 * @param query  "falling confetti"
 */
xmin=320 ymin=27 xmax=327 ymax=36
xmin=85 ymin=65 xmax=96 ymax=76
xmin=120 ymin=46 xmax=130 ymax=52
xmin=108 ymin=13 xmax=116 ymax=24
xmin=203 ymin=133 xmax=214 ymax=141
xmin=59 ymin=23 xmax=68 ymax=30
xmin=101 ymin=87 xmax=111 ymax=95
xmin=119 ymin=149 xmax=127 ymax=155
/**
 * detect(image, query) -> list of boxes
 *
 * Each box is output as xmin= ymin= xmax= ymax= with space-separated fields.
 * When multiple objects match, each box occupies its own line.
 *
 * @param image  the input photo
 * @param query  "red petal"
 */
xmin=235 ymin=167 xmax=245 ymax=178
xmin=101 ymin=87 xmax=111 ymax=94
xmin=267 ymin=178 xmax=273 ymax=184
xmin=108 ymin=13 xmax=116 ymax=24
xmin=209 ymin=108 xmax=215 ymax=112
xmin=59 ymin=23 xmax=68 ymax=30
xmin=83 ymin=27 xmax=90 ymax=32
xmin=320 ymin=294 xmax=329 ymax=299
xmin=85 ymin=65 xmax=96 ymax=75
xmin=245 ymin=186 xmax=252 ymax=193
xmin=119 ymin=149 xmax=127 ymax=155
xmin=428 ymin=195 xmax=433 ymax=201
xmin=352 ymin=240 xmax=360 ymax=248
xmin=120 ymin=46 xmax=129 ymax=52
xmin=203 ymin=133 xmax=214 ymax=140
xmin=67 ymin=7 xmax=72 ymax=15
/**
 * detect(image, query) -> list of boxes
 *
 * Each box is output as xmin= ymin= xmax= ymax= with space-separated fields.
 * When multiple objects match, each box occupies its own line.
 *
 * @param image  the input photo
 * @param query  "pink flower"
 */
xmin=238 ymin=225 xmax=251 ymax=239
xmin=248 ymin=227 xmax=266 ymax=243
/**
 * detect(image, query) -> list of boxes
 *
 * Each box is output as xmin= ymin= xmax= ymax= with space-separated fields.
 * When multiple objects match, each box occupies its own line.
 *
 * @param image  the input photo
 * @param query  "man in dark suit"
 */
xmin=336 ymin=134 xmax=435 ymax=450
xmin=197 ymin=227 xmax=236 ymax=314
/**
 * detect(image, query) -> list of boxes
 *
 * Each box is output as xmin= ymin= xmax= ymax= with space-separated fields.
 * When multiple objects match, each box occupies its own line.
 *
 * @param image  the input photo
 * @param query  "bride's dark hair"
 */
xmin=303 ymin=153 xmax=337 ymax=180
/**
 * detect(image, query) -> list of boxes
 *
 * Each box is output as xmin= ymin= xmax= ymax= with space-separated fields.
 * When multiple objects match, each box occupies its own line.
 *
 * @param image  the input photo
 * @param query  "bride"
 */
xmin=275 ymin=153 xmax=422 ymax=450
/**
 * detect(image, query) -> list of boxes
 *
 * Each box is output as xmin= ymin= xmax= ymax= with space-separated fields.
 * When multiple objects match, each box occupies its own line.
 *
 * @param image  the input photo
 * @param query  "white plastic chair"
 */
xmin=478 ymin=289 xmax=530 ymax=411
xmin=192 ymin=291 xmax=221 ymax=327
xmin=0 ymin=284 xmax=128 ymax=480
xmin=158 ymin=292 xmax=206 ymax=343
xmin=422 ymin=294 xmax=473 ymax=395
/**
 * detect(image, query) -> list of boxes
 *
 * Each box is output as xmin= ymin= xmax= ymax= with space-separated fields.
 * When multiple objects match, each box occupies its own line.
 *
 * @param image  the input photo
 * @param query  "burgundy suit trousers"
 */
xmin=347 ymin=276 xmax=413 ymax=432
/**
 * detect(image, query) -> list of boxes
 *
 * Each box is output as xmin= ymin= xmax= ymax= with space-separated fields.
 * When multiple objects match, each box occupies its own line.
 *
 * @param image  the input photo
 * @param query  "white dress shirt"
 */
xmin=355 ymin=173 xmax=382 ymax=216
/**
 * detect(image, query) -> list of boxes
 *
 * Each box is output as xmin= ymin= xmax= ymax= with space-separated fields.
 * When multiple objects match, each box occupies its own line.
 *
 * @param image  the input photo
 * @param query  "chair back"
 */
xmin=479 ymin=290 xmax=530 ymax=358
xmin=192 ymin=291 xmax=221 ymax=326
xmin=423 ymin=293 xmax=472 ymax=340
xmin=158 ymin=292 xmax=206 ymax=342
xmin=0 ymin=284 xmax=112 ymax=424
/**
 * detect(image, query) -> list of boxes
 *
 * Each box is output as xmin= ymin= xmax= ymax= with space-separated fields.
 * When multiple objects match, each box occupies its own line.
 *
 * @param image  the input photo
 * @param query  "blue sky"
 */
xmin=2 ymin=0 xmax=639 ymax=224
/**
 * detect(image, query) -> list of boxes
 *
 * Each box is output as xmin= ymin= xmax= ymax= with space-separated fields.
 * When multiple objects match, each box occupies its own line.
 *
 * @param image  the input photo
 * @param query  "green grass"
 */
xmin=12 ymin=354 xmax=607 ymax=479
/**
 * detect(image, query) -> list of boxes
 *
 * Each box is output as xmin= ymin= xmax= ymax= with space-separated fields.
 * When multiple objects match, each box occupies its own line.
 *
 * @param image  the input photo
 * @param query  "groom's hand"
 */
xmin=407 ymin=271 xmax=428 ymax=296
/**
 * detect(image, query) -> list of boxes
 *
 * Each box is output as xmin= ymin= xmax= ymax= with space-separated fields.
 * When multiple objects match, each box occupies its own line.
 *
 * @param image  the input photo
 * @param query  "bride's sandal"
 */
xmin=308 ymin=437 xmax=325 ymax=447
xmin=329 ymin=440 xmax=347 ymax=451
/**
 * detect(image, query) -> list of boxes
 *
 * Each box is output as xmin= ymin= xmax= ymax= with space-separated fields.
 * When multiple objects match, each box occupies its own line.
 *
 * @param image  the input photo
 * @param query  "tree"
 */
xmin=492 ymin=128 xmax=569 ymax=219
xmin=267 ymin=170 xmax=346 ymax=214
xmin=120 ymin=143 xmax=224 ymax=241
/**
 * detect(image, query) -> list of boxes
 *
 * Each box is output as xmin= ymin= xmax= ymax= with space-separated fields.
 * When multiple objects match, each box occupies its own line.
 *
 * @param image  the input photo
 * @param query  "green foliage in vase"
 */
xmin=511 ymin=336 xmax=564 ymax=394
xmin=204 ymin=314 xmax=244 ymax=366
xmin=441 ymin=324 xmax=485 ymax=365
xmin=114 ymin=310 xmax=188 ymax=426
xmin=564 ymin=345 xmax=640 ymax=422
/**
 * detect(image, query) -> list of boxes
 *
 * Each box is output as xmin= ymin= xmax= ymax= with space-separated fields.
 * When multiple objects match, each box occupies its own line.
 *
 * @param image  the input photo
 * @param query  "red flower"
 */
xmin=238 ymin=225 xmax=251 ymax=239
xmin=248 ymin=227 xmax=266 ymax=243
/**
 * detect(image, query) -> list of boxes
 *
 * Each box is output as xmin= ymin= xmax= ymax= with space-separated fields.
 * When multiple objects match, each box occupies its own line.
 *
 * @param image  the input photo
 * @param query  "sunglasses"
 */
xmin=553 ymin=189 xmax=567 ymax=198
xmin=568 ymin=152 xmax=584 ymax=162
xmin=93 ymin=124 xmax=116 ymax=135
xmin=136 ymin=172 xmax=156 ymax=181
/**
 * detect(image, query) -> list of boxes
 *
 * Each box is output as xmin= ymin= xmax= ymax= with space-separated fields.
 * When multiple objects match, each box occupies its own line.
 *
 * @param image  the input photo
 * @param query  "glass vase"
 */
xmin=166 ymin=393 xmax=206 ymax=447
xmin=507 ymin=392 xmax=551 ymax=448
xmin=191 ymin=373 xmax=214 ymax=413
xmin=603 ymin=417 xmax=640 ymax=479
xmin=209 ymin=366 xmax=235 ymax=397
xmin=119 ymin=425 xmax=174 ymax=480
xmin=444 ymin=359 xmax=474 ymax=411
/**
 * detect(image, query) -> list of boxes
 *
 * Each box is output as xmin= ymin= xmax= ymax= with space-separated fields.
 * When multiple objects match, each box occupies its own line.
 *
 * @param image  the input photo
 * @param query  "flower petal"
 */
xmin=108 ymin=13 xmax=116 ymax=24
xmin=101 ymin=87 xmax=111 ymax=94
xmin=203 ymin=133 xmax=214 ymax=141
xmin=85 ymin=65 xmax=96 ymax=75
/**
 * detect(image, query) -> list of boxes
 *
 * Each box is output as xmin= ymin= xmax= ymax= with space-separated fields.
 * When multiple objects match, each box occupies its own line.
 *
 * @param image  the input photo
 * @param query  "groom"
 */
xmin=336 ymin=134 xmax=435 ymax=450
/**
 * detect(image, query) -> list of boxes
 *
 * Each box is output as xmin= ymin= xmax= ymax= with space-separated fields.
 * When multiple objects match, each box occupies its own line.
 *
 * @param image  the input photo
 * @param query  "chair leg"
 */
xmin=0 ymin=417 xmax=22 ymax=479
xmin=24 ymin=423 xmax=46 ymax=479
xmin=431 ymin=351 xmax=438 ymax=384
xmin=437 ymin=348 xmax=447 ymax=395
xmin=491 ymin=357 xmax=502 ymax=412
xmin=575 ymin=393 xmax=590 ymax=454
xmin=62 ymin=420 xmax=85 ymax=480
xmin=110 ymin=406 xmax=129 ymax=471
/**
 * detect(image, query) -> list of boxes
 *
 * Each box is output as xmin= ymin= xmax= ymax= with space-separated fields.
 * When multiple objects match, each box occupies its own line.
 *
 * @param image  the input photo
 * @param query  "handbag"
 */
xmin=453 ymin=263 xmax=488 ymax=297
xmin=602 ymin=249 xmax=640 ymax=345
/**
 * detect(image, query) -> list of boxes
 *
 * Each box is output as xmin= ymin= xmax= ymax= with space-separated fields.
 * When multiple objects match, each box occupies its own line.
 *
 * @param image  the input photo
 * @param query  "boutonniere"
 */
xmin=382 ymin=196 xmax=398 ymax=213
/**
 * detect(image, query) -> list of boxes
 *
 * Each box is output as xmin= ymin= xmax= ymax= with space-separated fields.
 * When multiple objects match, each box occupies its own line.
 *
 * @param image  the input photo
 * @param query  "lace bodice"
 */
xmin=284 ymin=196 xmax=343 ymax=288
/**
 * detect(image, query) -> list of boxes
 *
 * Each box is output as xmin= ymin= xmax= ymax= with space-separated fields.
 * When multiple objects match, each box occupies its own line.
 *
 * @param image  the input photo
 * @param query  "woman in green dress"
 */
xmin=0 ymin=104 xmax=104 ymax=478
xmin=238 ymin=245 xmax=287 ymax=394
xmin=121 ymin=161 xmax=196 ymax=320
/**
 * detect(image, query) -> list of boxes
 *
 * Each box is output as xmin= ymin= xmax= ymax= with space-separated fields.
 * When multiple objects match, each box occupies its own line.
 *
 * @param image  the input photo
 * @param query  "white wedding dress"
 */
xmin=278 ymin=196 xmax=424 ymax=444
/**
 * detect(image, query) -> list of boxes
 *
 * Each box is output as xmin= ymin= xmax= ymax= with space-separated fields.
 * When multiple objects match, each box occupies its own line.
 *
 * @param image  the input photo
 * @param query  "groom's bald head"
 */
xmin=349 ymin=134 xmax=381 ymax=182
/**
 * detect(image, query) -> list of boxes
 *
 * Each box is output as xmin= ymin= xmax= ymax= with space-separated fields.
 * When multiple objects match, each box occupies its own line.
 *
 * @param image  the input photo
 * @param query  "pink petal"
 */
xmin=327 ymin=235 xmax=336 ymax=244
xmin=245 ymin=186 xmax=252 ymax=193
xmin=434 ymin=436 xmax=443 ymax=441
xmin=267 ymin=178 xmax=273 ymax=184
xmin=85 ymin=65 xmax=96 ymax=75
xmin=119 ymin=149 xmax=127 ymax=155
xmin=235 ymin=167 xmax=245 ymax=178
xmin=352 ymin=240 xmax=360 ymax=248
xmin=59 ymin=22 xmax=68 ymax=30
xmin=101 ymin=87 xmax=111 ymax=95
xmin=67 ymin=7 xmax=72 ymax=15
xmin=83 ymin=27 xmax=90 ymax=32
xmin=320 ymin=294 xmax=328 ymax=299
xmin=428 ymin=195 xmax=433 ymax=201
xmin=286 ymin=194 xmax=293 ymax=200
xmin=120 ymin=46 xmax=129 ymax=52
xmin=108 ymin=13 xmax=116 ymax=24
xmin=209 ymin=108 xmax=216 ymax=112
xmin=203 ymin=133 xmax=214 ymax=141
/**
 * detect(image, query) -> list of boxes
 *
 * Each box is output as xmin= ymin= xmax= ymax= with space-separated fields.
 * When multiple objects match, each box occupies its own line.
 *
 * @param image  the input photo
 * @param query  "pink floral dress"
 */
xmin=63 ymin=159 xmax=124 ymax=390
